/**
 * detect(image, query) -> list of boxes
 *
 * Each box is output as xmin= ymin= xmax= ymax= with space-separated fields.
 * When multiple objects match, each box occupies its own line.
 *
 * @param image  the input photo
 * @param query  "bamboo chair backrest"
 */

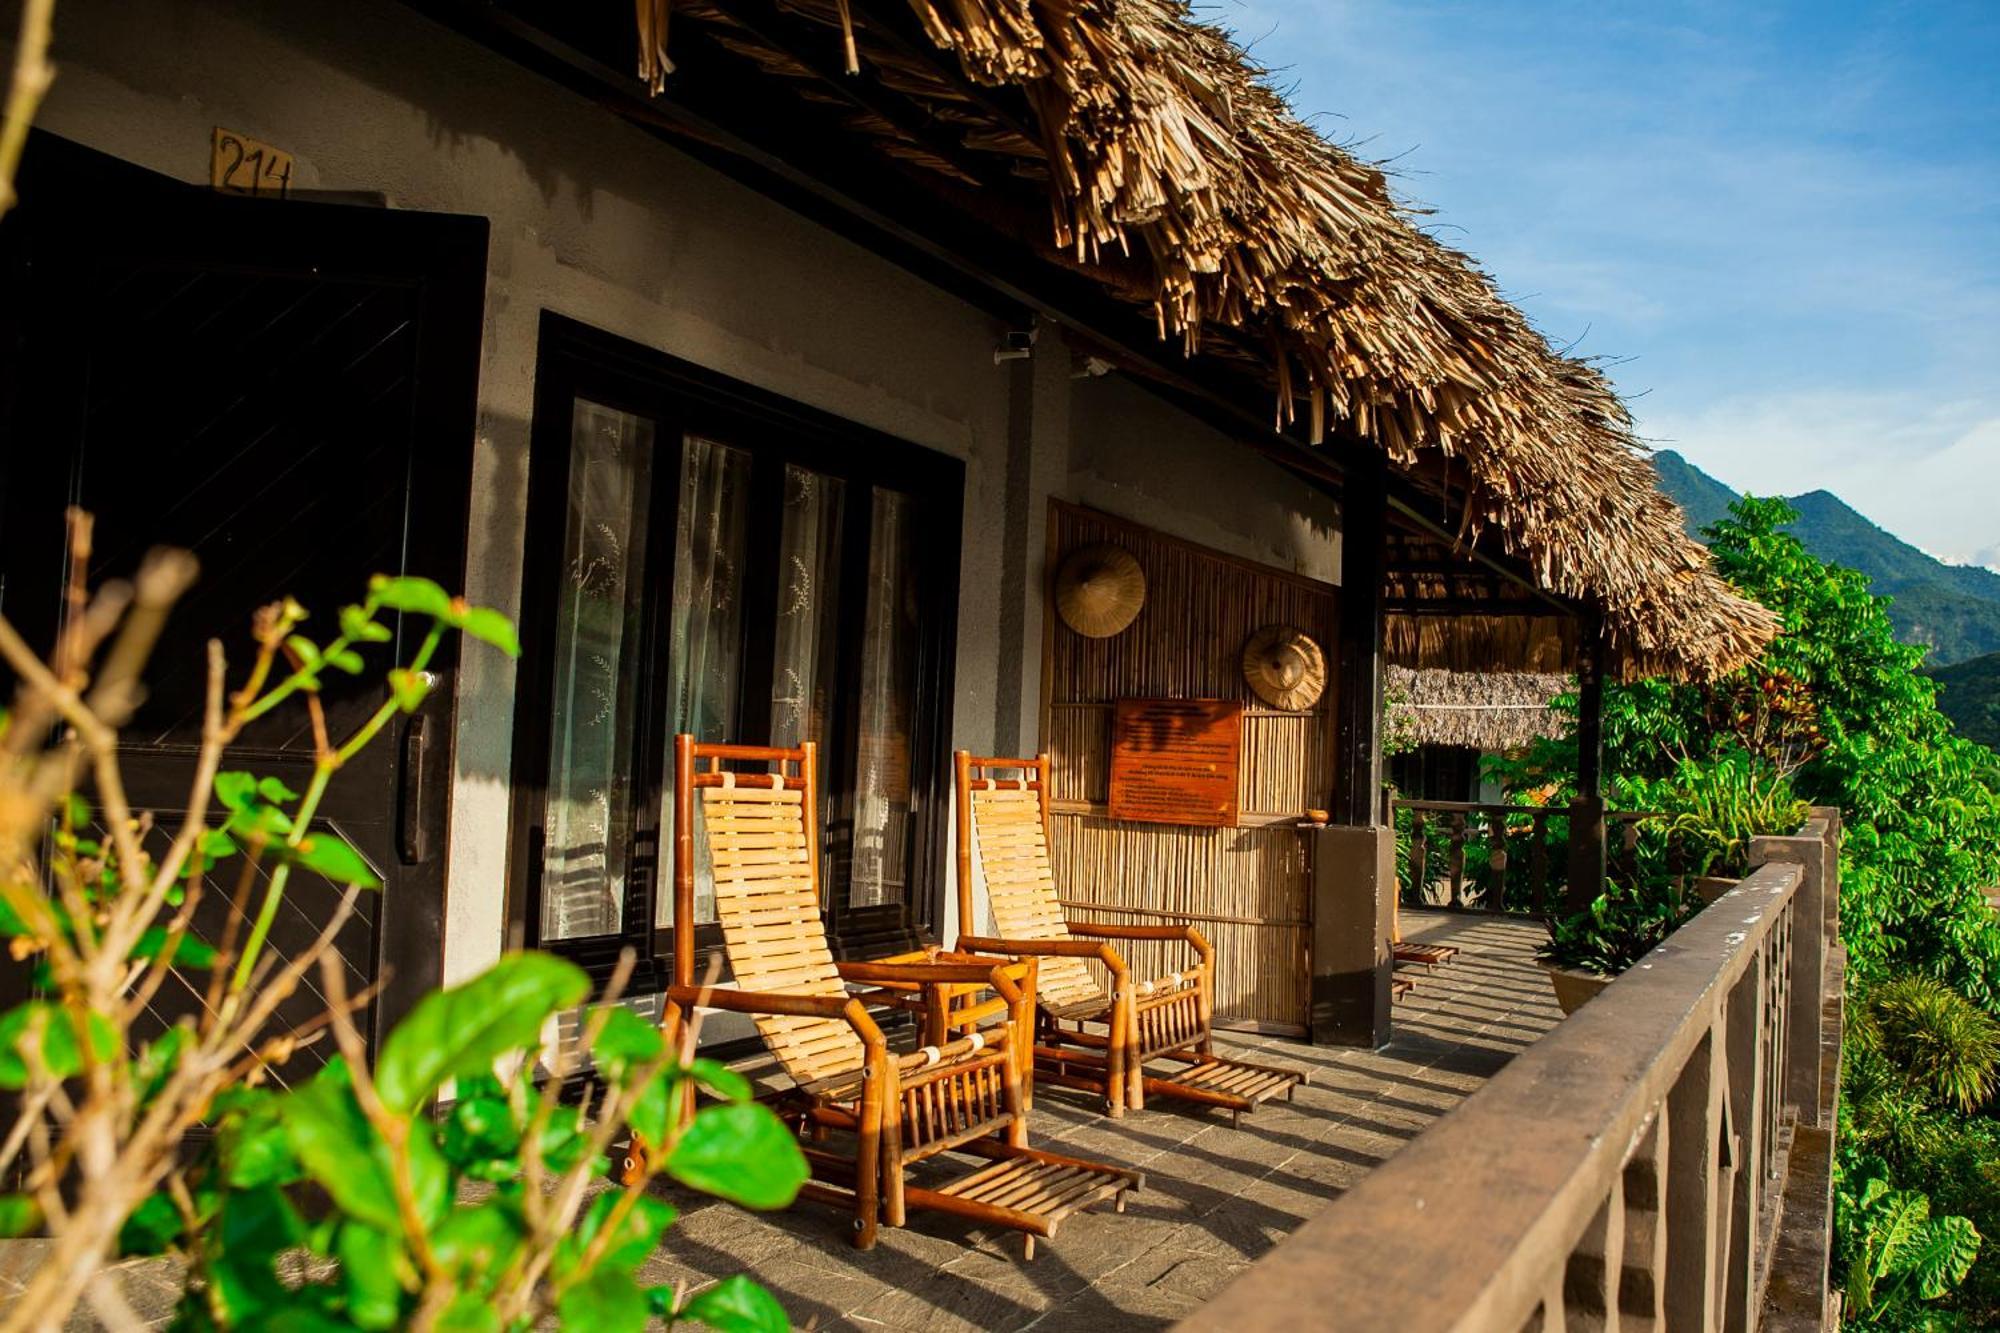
xmin=956 ymin=754 xmax=1107 ymax=1013
xmin=674 ymin=736 xmax=864 ymax=1088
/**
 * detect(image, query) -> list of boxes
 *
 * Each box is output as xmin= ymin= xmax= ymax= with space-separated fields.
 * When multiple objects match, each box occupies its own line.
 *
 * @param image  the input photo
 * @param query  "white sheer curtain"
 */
xmin=539 ymin=401 xmax=654 ymax=942
xmin=850 ymin=488 xmax=919 ymax=908
xmin=769 ymin=464 xmax=845 ymax=750
xmin=662 ymin=434 xmax=752 ymax=926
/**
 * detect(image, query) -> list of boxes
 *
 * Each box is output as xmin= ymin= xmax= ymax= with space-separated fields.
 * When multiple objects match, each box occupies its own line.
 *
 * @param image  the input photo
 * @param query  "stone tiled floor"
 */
xmin=631 ymin=909 xmax=1561 ymax=1331
xmin=3 ymin=910 xmax=1561 ymax=1330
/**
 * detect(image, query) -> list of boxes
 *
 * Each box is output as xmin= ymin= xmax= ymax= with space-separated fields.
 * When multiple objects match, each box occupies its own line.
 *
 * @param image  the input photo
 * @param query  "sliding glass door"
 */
xmin=509 ymin=317 xmax=962 ymax=986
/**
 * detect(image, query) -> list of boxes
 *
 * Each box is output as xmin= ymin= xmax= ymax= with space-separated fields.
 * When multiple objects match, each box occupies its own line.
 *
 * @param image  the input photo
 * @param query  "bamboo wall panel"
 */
xmin=1042 ymin=503 xmax=1337 ymax=1031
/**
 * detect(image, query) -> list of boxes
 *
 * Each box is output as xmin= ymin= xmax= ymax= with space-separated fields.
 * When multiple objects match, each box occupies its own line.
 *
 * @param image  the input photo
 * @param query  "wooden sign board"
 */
xmin=1107 ymin=698 xmax=1242 ymax=828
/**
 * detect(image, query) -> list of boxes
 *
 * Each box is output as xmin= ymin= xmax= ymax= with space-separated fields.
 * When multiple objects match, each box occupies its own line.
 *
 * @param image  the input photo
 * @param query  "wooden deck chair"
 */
xmin=655 ymin=737 xmax=1139 ymax=1255
xmin=954 ymin=753 xmax=1306 ymax=1122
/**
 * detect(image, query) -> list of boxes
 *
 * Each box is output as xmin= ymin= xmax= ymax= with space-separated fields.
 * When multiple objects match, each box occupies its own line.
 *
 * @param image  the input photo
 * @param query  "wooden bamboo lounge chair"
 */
xmin=654 ymin=737 xmax=1139 ymax=1255
xmin=954 ymin=753 xmax=1306 ymax=1122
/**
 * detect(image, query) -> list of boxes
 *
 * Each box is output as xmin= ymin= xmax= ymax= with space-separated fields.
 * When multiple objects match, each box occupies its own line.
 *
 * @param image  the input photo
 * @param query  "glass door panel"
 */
xmin=850 ymin=487 xmax=920 ymax=909
xmin=538 ymin=401 xmax=655 ymax=943
xmin=663 ymin=434 xmax=754 ymax=926
xmin=769 ymin=464 xmax=846 ymax=751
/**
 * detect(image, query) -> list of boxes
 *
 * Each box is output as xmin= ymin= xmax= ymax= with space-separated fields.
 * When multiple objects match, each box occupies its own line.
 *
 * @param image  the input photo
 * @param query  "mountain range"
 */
xmin=1650 ymin=450 xmax=2000 ymax=668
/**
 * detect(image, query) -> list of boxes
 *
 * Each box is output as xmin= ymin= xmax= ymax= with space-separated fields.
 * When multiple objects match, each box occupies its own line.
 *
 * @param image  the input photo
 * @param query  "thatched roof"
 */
xmin=1387 ymin=667 xmax=1569 ymax=751
xmin=640 ymin=0 xmax=1780 ymax=681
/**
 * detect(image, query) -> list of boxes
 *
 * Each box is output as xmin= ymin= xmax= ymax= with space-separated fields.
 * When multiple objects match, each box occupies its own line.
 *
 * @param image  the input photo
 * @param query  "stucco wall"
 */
xmin=26 ymin=0 xmax=1344 ymax=978
xmin=1068 ymin=373 xmax=1342 ymax=584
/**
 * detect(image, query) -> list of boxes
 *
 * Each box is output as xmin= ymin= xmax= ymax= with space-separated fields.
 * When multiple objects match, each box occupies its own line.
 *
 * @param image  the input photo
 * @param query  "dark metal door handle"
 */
xmin=400 ymin=712 xmax=429 ymax=864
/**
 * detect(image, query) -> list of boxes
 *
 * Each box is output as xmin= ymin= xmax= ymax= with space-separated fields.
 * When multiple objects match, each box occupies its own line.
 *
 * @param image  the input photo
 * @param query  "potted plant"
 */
xmin=1537 ymin=877 xmax=1698 ymax=1014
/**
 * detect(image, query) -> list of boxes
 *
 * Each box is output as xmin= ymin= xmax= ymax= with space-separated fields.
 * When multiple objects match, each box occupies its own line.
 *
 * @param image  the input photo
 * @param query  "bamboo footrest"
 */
xmin=1394 ymin=941 xmax=1459 ymax=968
xmin=922 ymin=1143 xmax=1141 ymax=1257
xmin=1151 ymin=1055 xmax=1305 ymax=1110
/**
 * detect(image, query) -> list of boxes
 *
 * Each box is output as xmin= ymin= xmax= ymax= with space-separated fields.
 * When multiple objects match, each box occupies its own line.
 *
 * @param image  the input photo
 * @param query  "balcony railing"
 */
xmin=1394 ymin=797 xmax=1684 ymax=915
xmin=1185 ymin=814 xmax=1842 ymax=1332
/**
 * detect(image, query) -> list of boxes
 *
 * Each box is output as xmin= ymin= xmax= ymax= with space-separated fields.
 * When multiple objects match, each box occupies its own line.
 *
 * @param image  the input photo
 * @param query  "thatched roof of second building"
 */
xmin=647 ymin=0 xmax=1781 ymax=682
xmin=1388 ymin=668 xmax=1569 ymax=752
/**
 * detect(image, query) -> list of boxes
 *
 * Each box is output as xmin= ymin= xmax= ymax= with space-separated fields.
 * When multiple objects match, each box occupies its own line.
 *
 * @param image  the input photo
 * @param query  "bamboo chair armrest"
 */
xmin=957 ymin=934 xmax=1130 ymax=979
xmin=665 ymin=984 xmax=887 ymax=1045
xmin=836 ymin=959 xmax=1030 ymax=1007
xmin=1067 ymin=921 xmax=1213 ymax=967
xmin=894 ymin=1029 xmax=1011 ymax=1078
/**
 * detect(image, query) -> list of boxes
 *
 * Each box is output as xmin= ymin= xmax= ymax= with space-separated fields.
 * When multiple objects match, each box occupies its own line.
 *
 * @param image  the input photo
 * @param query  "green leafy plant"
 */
xmin=1851 ymin=976 xmax=2000 ymax=1116
xmin=149 ymin=952 xmax=803 ymax=1330
xmin=1536 ymin=876 xmax=1697 ymax=977
xmin=1621 ymin=747 xmax=1809 ymax=880
xmin=1838 ymin=1160 xmax=1982 ymax=1328
xmin=0 ymin=514 xmax=797 ymax=1330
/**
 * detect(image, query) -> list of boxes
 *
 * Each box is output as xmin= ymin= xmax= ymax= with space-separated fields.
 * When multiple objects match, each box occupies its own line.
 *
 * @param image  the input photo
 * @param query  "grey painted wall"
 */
xmin=25 ymin=0 xmax=1342 ymax=978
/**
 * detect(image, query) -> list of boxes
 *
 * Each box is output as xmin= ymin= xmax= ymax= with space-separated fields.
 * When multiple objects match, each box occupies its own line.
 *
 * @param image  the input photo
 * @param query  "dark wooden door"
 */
xmin=0 ymin=135 xmax=487 ymax=1070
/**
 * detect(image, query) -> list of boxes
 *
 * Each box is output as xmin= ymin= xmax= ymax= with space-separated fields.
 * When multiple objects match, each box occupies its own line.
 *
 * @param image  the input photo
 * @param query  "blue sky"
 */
xmin=1226 ymin=0 xmax=2000 ymax=568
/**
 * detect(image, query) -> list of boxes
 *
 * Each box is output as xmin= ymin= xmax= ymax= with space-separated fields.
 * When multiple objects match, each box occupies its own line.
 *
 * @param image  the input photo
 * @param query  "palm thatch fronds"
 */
xmin=1387 ymin=667 xmax=1568 ymax=752
xmin=642 ymin=0 xmax=1781 ymax=682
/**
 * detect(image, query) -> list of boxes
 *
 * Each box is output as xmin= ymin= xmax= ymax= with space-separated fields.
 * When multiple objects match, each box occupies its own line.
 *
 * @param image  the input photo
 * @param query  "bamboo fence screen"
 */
xmin=1041 ymin=503 xmax=1338 ymax=1033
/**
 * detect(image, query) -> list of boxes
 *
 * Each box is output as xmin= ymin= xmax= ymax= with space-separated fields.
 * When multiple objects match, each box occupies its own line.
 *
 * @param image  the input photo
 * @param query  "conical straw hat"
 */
xmin=1054 ymin=544 xmax=1145 ymax=638
xmin=1242 ymin=624 xmax=1327 ymax=711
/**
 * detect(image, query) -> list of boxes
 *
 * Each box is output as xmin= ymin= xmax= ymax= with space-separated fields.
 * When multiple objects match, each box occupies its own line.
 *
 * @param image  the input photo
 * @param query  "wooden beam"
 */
xmin=1566 ymin=606 xmax=1607 ymax=913
xmin=1335 ymin=457 xmax=1388 ymax=827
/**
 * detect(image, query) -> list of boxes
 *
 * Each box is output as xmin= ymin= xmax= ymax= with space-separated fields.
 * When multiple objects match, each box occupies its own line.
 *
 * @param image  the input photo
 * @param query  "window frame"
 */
xmin=506 ymin=313 xmax=964 ymax=988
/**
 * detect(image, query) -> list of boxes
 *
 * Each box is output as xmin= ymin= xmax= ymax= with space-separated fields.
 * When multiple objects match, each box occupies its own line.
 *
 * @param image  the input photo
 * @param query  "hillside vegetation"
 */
xmin=1652 ymin=451 xmax=2000 ymax=666
xmin=1931 ymin=651 xmax=2000 ymax=751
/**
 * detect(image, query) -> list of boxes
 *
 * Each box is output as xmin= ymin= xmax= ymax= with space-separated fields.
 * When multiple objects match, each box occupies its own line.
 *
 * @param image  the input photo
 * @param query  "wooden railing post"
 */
xmin=1722 ymin=954 xmax=1766 ymax=1332
xmin=1567 ymin=607 xmax=1608 ymax=914
xmin=1666 ymin=1023 xmax=1726 ymax=1333
xmin=1750 ymin=820 xmax=1833 ymax=1126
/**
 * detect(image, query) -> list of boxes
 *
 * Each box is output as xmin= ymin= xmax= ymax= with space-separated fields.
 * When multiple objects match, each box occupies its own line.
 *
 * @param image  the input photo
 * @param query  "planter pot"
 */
xmin=1544 ymin=964 xmax=1616 ymax=1015
xmin=1693 ymin=876 xmax=1737 ymax=906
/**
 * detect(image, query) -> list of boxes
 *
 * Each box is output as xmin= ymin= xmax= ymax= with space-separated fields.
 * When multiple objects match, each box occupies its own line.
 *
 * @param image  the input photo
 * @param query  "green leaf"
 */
xmin=432 ymin=1200 xmax=525 ymax=1283
xmin=554 ymin=1192 xmax=676 ymax=1281
xmin=199 ymin=827 xmax=241 ymax=866
xmin=218 ymin=1088 xmax=300 ymax=1189
xmin=369 ymin=575 xmax=453 ymax=618
xmin=539 ymin=1104 xmax=591 ymax=1174
xmin=441 ymin=1093 xmax=522 ymax=1171
xmin=0 ymin=1194 xmax=40 ymax=1239
xmin=62 ymin=793 xmax=90 ymax=828
xmin=375 ymin=952 xmax=588 ymax=1114
xmin=134 ymin=1025 xmax=194 ymax=1105
xmin=257 ymin=776 xmax=301 ymax=804
xmin=435 ymin=1294 xmax=502 ymax=1333
xmin=280 ymin=833 xmax=383 ymax=890
xmin=691 ymin=1058 xmax=754 ymax=1103
xmin=325 ymin=647 xmax=367 ymax=675
xmin=132 ymin=927 xmax=218 ymax=969
xmin=285 ymin=636 xmax=323 ymax=672
xmin=626 ymin=1067 xmax=680 ymax=1150
xmin=666 ymin=1103 xmax=807 ymax=1210
xmin=681 ymin=1275 xmax=790 ymax=1333
xmin=340 ymin=603 xmax=395 ymax=644
xmin=388 ymin=669 xmax=432 ymax=715
xmin=117 ymin=1191 xmax=182 ymax=1257
xmin=336 ymin=1222 xmax=408 ymax=1330
xmin=555 ymin=1268 xmax=648 ymax=1333
xmin=0 ymin=893 xmax=27 ymax=938
xmin=0 ymin=1002 xmax=118 ymax=1088
xmin=456 ymin=606 xmax=521 ymax=659
xmin=215 ymin=771 xmax=260 ymax=812
xmin=283 ymin=1059 xmax=448 ymax=1234
xmin=591 ymin=1006 xmax=664 ymax=1075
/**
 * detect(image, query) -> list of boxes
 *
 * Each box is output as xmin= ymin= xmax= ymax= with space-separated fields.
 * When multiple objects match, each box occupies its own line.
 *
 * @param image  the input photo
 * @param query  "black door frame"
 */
xmin=0 ymin=132 xmax=488 ymax=1039
xmin=508 ymin=313 xmax=964 ymax=990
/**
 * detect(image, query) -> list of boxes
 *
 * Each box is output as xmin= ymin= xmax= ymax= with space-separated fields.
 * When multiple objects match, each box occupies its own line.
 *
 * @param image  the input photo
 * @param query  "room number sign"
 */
xmin=210 ymin=127 xmax=293 ymax=198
